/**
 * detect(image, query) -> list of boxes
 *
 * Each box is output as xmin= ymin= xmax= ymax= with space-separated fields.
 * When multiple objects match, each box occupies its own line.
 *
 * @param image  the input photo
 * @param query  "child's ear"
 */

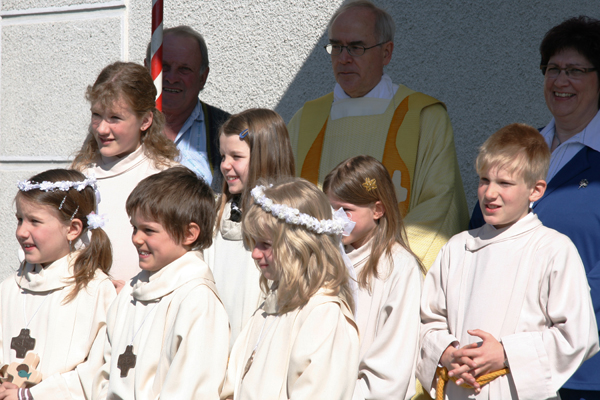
xmin=529 ymin=180 xmax=547 ymax=203
xmin=373 ymin=201 xmax=386 ymax=220
xmin=140 ymin=111 xmax=153 ymax=132
xmin=182 ymin=222 xmax=200 ymax=246
xmin=67 ymin=218 xmax=83 ymax=242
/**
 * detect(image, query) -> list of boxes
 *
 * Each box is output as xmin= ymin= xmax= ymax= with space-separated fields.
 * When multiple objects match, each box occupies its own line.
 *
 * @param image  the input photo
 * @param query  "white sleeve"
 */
xmin=354 ymin=255 xmax=422 ymax=400
xmin=158 ymin=285 xmax=230 ymax=400
xmin=416 ymin=246 xmax=459 ymax=395
xmin=501 ymin=240 xmax=599 ymax=400
xmin=288 ymin=302 xmax=360 ymax=400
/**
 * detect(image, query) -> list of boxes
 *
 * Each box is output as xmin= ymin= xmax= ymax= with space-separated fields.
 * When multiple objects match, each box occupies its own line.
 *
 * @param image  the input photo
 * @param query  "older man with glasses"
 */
xmin=288 ymin=0 xmax=468 ymax=272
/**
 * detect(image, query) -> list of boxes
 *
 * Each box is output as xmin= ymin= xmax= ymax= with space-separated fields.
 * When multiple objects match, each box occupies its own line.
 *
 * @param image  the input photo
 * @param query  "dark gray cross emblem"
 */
xmin=11 ymin=329 xmax=35 ymax=358
xmin=117 ymin=345 xmax=137 ymax=377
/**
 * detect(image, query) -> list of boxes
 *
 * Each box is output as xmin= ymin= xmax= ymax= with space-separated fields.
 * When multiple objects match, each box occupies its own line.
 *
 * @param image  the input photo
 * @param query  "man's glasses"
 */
xmin=324 ymin=42 xmax=386 ymax=57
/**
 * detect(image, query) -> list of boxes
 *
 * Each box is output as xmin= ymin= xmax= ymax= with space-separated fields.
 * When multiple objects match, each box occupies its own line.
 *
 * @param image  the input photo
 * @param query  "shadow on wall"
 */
xmin=274 ymin=30 xmax=332 ymax=123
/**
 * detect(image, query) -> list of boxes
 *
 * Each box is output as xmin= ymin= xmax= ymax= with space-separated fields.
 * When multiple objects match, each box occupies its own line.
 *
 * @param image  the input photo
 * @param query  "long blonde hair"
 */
xmin=16 ymin=169 xmax=112 ymax=303
xmin=72 ymin=62 xmax=178 ymax=170
xmin=216 ymin=109 xmax=295 ymax=228
xmin=323 ymin=155 xmax=425 ymax=290
xmin=242 ymin=178 xmax=354 ymax=314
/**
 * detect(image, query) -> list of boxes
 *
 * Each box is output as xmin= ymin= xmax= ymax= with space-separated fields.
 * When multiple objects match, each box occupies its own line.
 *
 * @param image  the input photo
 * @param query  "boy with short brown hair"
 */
xmin=91 ymin=167 xmax=229 ymax=399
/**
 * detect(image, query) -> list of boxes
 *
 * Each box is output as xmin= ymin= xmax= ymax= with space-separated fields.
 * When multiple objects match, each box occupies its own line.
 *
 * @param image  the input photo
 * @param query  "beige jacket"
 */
xmin=85 ymin=146 xmax=173 ymax=281
xmin=417 ymin=214 xmax=599 ymax=400
xmin=346 ymin=241 xmax=422 ymax=400
xmin=92 ymin=251 xmax=229 ymax=399
xmin=0 ymin=253 xmax=116 ymax=400
xmin=204 ymin=200 xmax=265 ymax=350
xmin=221 ymin=289 xmax=360 ymax=400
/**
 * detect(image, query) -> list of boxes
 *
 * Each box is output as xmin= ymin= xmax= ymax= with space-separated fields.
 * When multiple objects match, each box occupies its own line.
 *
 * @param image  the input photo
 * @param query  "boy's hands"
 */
xmin=440 ymin=343 xmax=479 ymax=389
xmin=438 ymin=330 xmax=506 ymax=393
xmin=451 ymin=329 xmax=506 ymax=381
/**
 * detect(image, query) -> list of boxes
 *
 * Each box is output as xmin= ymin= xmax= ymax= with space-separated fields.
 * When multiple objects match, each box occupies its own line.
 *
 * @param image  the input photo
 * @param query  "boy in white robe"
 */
xmin=91 ymin=167 xmax=229 ymax=400
xmin=417 ymin=123 xmax=599 ymax=400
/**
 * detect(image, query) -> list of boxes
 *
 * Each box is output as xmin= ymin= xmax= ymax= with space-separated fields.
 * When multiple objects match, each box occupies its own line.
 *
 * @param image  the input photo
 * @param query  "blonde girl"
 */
xmin=220 ymin=178 xmax=359 ymax=400
xmin=204 ymin=108 xmax=295 ymax=348
xmin=72 ymin=61 xmax=178 ymax=287
xmin=323 ymin=155 xmax=425 ymax=400
xmin=0 ymin=169 xmax=116 ymax=400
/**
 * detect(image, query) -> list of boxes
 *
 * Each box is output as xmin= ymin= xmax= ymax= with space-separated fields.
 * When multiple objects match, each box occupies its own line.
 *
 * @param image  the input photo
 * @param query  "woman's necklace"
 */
xmin=11 ymin=295 xmax=50 ymax=358
xmin=242 ymin=315 xmax=279 ymax=380
xmin=117 ymin=302 xmax=159 ymax=377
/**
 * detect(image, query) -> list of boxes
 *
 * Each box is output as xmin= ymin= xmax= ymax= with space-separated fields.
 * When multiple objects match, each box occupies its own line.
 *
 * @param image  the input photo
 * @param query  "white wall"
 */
xmin=1 ymin=0 xmax=598 ymax=277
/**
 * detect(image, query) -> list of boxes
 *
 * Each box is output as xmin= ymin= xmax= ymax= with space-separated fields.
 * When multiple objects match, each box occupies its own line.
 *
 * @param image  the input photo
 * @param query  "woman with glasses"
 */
xmin=470 ymin=16 xmax=600 ymax=400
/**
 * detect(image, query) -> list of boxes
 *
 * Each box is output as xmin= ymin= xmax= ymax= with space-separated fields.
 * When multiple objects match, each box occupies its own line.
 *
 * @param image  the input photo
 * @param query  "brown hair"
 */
xmin=216 ymin=108 xmax=295 ymax=228
xmin=242 ymin=178 xmax=354 ymax=314
xmin=540 ymin=16 xmax=600 ymax=109
xmin=476 ymin=123 xmax=550 ymax=186
xmin=72 ymin=62 xmax=178 ymax=170
xmin=323 ymin=155 xmax=425 ymax=290
xmin=15 ymin=169 xmax=112 ymax=303
xmin=126 ymin=166 xmax=216 ymax=250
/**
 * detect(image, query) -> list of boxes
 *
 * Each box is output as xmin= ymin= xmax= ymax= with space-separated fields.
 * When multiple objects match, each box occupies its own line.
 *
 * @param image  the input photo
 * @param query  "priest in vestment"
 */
xmin=288 ymin=0 xmax=468 ymax=269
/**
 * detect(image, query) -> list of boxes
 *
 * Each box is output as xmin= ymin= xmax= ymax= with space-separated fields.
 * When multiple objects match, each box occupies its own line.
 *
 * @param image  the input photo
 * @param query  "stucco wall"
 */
xmin=0 ymin=0 xmax=598 ymax=278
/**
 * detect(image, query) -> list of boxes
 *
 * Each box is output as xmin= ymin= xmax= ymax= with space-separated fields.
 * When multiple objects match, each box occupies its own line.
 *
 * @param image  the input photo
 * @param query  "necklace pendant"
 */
xmin=117 ymin=345 xmax=137 ymax=377
xmin=11 ymin=329 xmax=36 ymax=358
xmin=242 ymin=350 xmax=256 ymax=380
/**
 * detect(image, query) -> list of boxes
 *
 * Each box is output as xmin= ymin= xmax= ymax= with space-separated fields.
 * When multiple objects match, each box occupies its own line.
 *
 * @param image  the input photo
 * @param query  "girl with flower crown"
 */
xmin=323 ymin=155 xmax=425 ymax=400
xmin=204 ymin=108 xmax=295 ymax=349
xmin=0 ymin=169 xmax=116 ymax=400
xmin=220 ymin=178 xmax=359 ymax=400
xmin=72 ymin=62 xmax=178 ymax=290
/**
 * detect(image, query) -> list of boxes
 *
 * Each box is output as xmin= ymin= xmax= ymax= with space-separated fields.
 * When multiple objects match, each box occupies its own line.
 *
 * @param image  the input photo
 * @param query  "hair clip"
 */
xmin=362 ymin=178 xmax=377 ymax=192
xmin=58 ymin=195 xmax=68 ymax=210
xmin=70 ymin=206 xmax=80 ymax=221
xmin=239 ymin=129 xmax=249 ymax=139
xmin=87 ymin=212 xmax=108 ymax=230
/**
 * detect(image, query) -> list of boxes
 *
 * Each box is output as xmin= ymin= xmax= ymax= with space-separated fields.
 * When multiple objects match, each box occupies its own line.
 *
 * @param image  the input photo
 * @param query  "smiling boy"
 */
xmin=90 ymin=167 xmax=229 ymax=399
xmin=416 ymin=123 xmax=599 ymax=400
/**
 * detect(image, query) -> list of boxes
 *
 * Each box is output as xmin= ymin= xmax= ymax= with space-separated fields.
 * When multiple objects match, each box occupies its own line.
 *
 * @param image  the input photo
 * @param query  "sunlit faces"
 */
xmin=162 ymin=34 xmax=208 ymax=117
xmin=91 ymin=98 xmax=152 ymax=159
xmin=130 ymin=213 xmax=196 ymax=272
xmin=544 ymin=48 xmax=600 ymax=131
xmin=478 ymin=166 xmax=546 ymax=229
xmin=15 ymin=197 xmax=80 ymax=267
xmin=220 ymin=134 xmax=250 ymax=194
xmin=329 ymin=7 xmax=393 ymax=98
xmin=327 ymin=194 xmax=384 ymax=249
xmin=251 ymin=239 xmax=277 ymax=281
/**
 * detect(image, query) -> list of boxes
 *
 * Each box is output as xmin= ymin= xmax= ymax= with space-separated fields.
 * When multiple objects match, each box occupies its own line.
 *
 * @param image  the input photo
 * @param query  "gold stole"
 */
xmin=297 ymin=88 xmax=443 ymax=216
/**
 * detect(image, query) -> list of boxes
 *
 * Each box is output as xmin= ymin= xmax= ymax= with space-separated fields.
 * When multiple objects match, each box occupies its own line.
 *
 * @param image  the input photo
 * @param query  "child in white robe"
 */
xmin=91 ymin=167 xmax=229 ymax=399
xmin=324 ymin=155 xmax=424 ymax=400
xmin=220 ymin=178 xmax=359 ymax=400
xmin=417 ymin=123 xmax=599 ymax=400
xmin=204 ymin=109 xmax=295 ymax=349
xmin=72 ymin=62 xmax=178 ymax=288
xmin=0 ymin=169 xmax=116 ymax=400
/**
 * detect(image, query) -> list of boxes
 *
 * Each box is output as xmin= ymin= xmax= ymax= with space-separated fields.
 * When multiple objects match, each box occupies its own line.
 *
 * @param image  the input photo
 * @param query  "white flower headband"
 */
xmin=17 ymin=175 xmax=106 ymax=230
xmin=250 ymin=185 xmax=355 ymax=236
xmin=18 ymin=175 xmax=98 ymax=193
